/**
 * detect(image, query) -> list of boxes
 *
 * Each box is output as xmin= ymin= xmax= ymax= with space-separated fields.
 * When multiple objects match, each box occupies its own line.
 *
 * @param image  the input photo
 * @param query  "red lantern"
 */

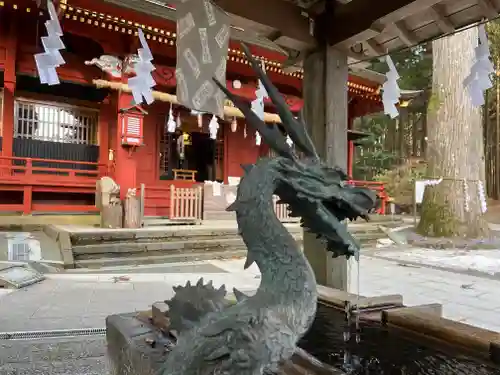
xmin=119 ymin=105 xmax=147 ymax=147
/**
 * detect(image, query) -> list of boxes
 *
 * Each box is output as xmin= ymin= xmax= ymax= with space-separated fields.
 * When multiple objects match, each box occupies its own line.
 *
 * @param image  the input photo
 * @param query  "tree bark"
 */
xmin=418 ymin=28 xmax=490 ymax=238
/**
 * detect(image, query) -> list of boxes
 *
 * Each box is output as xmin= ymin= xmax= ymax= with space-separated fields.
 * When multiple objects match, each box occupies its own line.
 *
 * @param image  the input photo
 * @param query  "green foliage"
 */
xmin=427 ymin=92 xmax=442 ymax=116
xmin=352 ymin=46 xmax=432 ymax=182
xmin=352 ymin=113 xmax=397 ymax=180
xmin=487 ymin=21 xmax=500 ymax=65
xmin=369 ymin=44 xmax=432 ymax=91
xmin=375 ymin=161 xmax=427 ymax=207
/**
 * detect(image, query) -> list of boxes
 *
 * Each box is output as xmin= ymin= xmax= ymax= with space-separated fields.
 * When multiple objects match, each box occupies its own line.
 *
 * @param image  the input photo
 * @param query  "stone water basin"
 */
xmin=299 ymin=303 xmax=500 ymax=374
xmin=107 ymin=297 xmax=500 ymax=375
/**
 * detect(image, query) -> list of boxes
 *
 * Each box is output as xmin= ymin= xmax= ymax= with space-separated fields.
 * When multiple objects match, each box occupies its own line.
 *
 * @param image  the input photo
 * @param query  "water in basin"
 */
xmin=299 ymin=304 xmax=499 ymax=374
xmin=0 ymin=231 xmax=61 ymax=263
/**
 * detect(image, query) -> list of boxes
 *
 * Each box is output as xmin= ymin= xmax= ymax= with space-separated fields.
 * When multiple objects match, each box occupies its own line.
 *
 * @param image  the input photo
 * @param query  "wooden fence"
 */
xmin=170 ymin=185 xmax=203 ymax=223
xmin=273 ymin=196 xmax=299 ymax=223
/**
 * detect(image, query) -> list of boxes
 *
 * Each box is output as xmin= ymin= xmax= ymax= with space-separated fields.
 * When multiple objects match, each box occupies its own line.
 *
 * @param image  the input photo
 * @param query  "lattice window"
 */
xmin=8 ymin=242 xmax=31 ymax=261
xmin=215 ymin=138 xmax=224 ymax=181
xmin=159 ymin=129 xmax=174 ymax=176
xmin=14 ymin=99 xmax=98 ymax=145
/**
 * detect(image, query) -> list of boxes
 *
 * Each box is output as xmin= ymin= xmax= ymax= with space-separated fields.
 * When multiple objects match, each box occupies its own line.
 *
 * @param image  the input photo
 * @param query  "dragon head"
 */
xmin=213 ymin=45 xmax=377 ymax=259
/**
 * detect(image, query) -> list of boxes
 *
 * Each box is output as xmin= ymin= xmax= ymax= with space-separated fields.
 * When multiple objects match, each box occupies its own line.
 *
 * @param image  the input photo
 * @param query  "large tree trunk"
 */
xmin=418 ymin=27 xmax=490 ymax=238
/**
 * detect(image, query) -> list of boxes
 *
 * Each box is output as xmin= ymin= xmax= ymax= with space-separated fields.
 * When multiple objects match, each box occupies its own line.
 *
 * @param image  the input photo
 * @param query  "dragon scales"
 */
xmin=160 ymin=45 xmax=378 ymax=375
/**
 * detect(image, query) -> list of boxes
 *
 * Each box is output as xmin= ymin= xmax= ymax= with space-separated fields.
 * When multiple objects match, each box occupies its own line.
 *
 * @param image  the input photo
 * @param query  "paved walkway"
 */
xmin=1 ymin=256 xmax=500 ymax=333
xmin=349 ymin=255 xmax=500 ymax=332
xmin=0 ymin=265 xmax=260 ymax=332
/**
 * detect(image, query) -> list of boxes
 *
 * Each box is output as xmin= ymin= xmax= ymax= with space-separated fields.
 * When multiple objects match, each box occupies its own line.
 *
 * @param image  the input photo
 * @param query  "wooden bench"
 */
xmin=172 ymin=169 xmax=197 ymax=181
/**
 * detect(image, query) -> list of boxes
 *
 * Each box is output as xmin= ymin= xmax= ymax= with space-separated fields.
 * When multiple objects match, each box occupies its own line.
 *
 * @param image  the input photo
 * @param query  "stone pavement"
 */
xmin=369 ymin=247 xmax=500 ymax=278
xmin=0 ymin=267 xmax=261 ymax=332
xmin=0 ymin=256 xmax=499 ymax=333
xmin=1 ymin=336 xmax=107 ymax=375
xmin=349 ymin=255 xmax=500 ymax=332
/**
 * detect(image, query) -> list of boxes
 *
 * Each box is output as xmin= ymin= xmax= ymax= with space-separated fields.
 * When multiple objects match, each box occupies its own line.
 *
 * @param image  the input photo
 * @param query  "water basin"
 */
xmin=299 ymin=304 xmax=500 ymax=374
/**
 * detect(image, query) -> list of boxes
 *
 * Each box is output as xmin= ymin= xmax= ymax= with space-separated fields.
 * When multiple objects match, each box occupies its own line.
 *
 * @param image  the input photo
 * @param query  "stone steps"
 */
xmin=73 ymin=236 xmax=303 ymax=261
xmin=47 ymin=221 xmax=393 ymax=269
xmin=75 ymin=249 xmax=250 ymax=269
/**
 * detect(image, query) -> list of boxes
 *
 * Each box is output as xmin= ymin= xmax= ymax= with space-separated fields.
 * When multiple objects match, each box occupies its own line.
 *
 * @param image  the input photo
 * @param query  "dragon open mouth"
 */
xmin=213 ymin=44 xmax=378 ymax=260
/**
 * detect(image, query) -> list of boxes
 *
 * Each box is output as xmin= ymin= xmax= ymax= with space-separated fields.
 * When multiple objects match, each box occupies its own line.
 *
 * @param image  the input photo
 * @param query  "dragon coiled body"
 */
xmin=160 ymin=43 xmax=377 ymax=375
xmin=161 ymin=159 xmax=318 ymax=375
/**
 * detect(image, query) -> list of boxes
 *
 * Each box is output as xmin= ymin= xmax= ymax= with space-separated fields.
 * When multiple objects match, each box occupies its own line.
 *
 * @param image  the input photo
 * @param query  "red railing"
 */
xmin=0 ymin=156 xmax=108 ymax=186
xmin=348 ymin=180 xmax=388 ymax=215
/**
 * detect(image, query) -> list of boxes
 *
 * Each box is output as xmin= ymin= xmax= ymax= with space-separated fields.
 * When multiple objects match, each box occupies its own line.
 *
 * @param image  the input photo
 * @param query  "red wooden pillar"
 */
xmin=98 ymin=98 xmax=111 ymax=175
xmin=114 ymin=92 xmax=137 ymax=199
xmin=347 ymin=140 xmax=354 ymax=177
xmin=347 ymin=114 xmax=354 ymax=178
xmin=2 ymin=14 xmax=17 ymax=157
xmin=223 ymin=122 xmax=230 ymax=184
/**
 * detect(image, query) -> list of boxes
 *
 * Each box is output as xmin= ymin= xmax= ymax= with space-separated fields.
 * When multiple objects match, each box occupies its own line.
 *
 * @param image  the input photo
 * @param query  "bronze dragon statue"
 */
xmin=159 ymin=45 xmax=377 ymax=375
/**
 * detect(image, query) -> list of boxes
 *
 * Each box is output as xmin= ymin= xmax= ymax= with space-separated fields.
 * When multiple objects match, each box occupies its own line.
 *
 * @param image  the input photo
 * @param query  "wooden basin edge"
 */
xmin=382 ymin=307 xmax=500 ymax=363
xmin=317 ymin=285 xmax=403 ymax=309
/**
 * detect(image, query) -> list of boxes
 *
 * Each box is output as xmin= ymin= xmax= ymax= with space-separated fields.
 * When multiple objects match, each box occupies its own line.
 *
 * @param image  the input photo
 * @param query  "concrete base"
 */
xmin=106 ymin=307 xmax=347 ymax=375
xmin=106 ymin=312 xmax=174 ymax=375
xmin=0 ymin=214 xmax=99 ymax=231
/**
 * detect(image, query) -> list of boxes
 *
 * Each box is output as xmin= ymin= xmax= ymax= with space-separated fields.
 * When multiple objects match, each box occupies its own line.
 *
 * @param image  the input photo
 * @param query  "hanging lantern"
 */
xmin=190 ymin=109 xmax=204 ymax=128
xmin=231 ymin=117 xmax=237 ymax=132
xmin=232 ymin=80 xmax=242 ymax=89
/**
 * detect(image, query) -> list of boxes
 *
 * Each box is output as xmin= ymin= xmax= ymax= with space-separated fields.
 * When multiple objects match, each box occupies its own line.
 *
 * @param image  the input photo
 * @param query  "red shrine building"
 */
xmin=0 ymin=0 xmax=386 ymax=218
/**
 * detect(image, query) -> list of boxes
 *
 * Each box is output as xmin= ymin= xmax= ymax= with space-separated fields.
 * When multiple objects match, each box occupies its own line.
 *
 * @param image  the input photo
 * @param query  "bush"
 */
xmin=375 ymin=159 xmax=427 ymax=209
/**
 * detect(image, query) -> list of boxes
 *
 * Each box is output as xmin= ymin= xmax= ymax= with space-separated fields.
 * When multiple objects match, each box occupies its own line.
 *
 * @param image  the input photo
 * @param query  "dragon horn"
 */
xmin=212 ymin=78 xmax=294 ymax=159
xmin=239 ymin=43 xmax=318 ymax=159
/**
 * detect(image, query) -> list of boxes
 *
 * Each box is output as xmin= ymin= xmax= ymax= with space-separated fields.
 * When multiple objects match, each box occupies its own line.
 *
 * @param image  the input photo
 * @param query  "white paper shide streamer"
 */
xmin=463 ymin=179 xmax=470 ymax=212
xmin=34 ymin=1 xmax=66 ymax=86
xmin=286 ymin=135 xmax=293 ymax=148
xmin=382 ymin=56 xmax=401 ymax=119
xmin=128 ymin=29 xmax=156 ymax=105
xmin=464 ymin=24 xmax=494 ymax=107
xmin=478 ymin=180 xmax=487 ymax=213
xmin=208 ymin=115 xmax=219 ymax=140
xmin=251 ymin=62 xmax=269 ymax=146
xmin=255 ymin=132 xmax=262 ymax=146
xmin=167 ymin=104 xmax=176 ymax=133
